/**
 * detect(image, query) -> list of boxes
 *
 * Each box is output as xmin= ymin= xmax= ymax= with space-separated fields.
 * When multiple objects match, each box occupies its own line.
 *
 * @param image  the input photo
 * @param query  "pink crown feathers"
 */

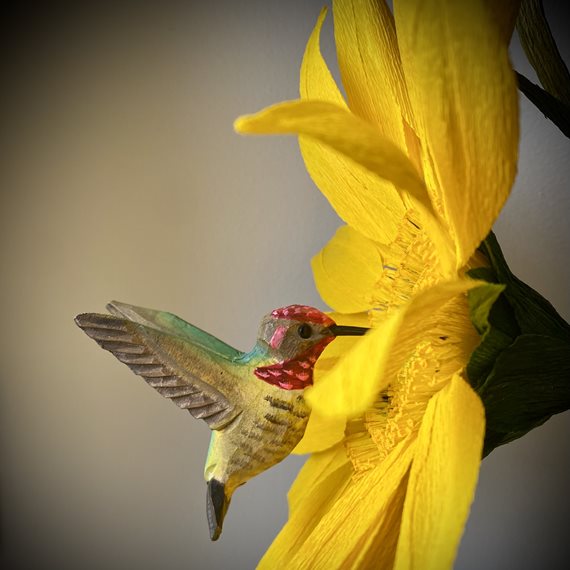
xmin=271 ymin=305 xmax=335 ymax=327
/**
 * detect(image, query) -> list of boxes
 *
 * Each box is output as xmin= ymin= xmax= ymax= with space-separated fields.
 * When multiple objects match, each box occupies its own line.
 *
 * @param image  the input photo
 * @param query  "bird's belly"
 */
xmin=207 ymin=392 xmax=310 ymax=494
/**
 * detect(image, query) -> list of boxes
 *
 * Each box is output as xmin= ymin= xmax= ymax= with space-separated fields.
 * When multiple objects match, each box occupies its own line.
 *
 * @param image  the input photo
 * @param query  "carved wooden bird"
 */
xmin=75 ymin=301 xmax=367 ymax=540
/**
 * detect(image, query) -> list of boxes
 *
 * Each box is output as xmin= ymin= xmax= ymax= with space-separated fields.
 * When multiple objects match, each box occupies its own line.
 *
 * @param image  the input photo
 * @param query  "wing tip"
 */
xmin=105 ymin=300 xmax=163 ymax=329
xmin=106 ymin=300 xmax=127 ymax=316
xmin=74 ymin=312 xmax=124 ymax=329
xmin=74 ymin=312 xmax=97 ymax=328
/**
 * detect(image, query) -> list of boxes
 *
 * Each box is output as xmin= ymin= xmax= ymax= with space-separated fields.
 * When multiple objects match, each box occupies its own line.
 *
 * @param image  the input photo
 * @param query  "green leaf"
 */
xmin=480 ymin=334 xmax=570 ymax=455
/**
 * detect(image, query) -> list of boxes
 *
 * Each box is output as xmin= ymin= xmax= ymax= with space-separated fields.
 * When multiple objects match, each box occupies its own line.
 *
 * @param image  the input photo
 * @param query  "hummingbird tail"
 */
xmin=206 ymin=479 xmax=230 ymax=541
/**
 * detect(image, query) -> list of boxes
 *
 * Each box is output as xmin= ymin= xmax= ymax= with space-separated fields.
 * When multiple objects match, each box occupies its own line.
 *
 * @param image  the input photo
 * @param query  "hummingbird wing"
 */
xmin=75 ymin=312 xmax=243 ymax=430
xmin=106 ymin=301 xmax=242 ymax=361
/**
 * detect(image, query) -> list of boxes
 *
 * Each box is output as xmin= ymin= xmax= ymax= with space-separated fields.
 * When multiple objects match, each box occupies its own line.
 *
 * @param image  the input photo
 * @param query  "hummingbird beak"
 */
xmin=327 ymin=324 xmax=369 ymax=337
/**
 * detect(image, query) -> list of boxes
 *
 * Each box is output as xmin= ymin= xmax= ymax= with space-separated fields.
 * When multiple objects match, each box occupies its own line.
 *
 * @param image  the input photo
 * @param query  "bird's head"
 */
xmin=254 ymin=304 xmax=368 ymax=390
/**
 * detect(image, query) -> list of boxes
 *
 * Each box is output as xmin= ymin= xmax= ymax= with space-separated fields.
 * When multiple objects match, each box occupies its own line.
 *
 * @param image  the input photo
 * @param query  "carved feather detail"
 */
xmin=75 ymin=313 xmax=240 ymax=429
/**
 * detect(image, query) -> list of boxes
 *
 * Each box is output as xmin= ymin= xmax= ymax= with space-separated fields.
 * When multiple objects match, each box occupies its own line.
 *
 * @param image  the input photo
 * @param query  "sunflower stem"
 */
xmin=516 ymin=72 xmax=570 ymax=137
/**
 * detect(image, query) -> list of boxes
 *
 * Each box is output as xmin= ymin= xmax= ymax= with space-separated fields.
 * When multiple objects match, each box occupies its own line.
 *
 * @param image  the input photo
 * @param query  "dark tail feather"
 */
xmin=206 ymin=479 xmax=230 ymax=541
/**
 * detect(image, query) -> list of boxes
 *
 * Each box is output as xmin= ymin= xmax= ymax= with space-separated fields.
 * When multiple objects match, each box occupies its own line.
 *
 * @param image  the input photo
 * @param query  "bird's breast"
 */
xmin=210 ymin=387 xmax=310 ymax=493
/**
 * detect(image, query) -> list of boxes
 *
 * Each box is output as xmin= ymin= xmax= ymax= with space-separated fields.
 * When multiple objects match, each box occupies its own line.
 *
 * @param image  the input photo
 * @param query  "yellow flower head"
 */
xmin=235 ymin=0 xmax=520 ymax=568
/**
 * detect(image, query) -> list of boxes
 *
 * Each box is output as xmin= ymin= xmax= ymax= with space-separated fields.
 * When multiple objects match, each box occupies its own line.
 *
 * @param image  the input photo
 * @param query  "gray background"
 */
xmin=1 ymin=1 xmax=568 ymax=569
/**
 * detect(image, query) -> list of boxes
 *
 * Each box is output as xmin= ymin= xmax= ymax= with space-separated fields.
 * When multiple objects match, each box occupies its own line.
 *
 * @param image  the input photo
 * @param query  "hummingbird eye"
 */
xmin=297 ymin=323 xmax=312 ymax=339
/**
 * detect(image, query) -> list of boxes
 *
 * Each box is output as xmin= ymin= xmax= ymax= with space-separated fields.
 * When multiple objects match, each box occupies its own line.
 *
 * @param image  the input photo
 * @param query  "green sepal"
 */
xmin=466 ymin=281 xmax=513 ymax=391
xmin=478 ymin=232 xmax=570 ymax=341
xmin=480 ymin=334 xmax=570 ymax=456
xmin=467 ymin=232 xmax=570 ymax=456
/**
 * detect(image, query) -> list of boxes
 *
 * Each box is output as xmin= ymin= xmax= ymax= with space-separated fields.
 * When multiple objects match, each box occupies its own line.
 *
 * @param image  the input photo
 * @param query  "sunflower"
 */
xmin=235 ymin=0 xmax=520 ymax=567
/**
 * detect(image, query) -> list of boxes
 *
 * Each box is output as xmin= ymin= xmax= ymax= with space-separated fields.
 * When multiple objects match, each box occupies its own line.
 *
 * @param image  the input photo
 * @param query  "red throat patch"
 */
xmin=254 ymin=337 xmax=334 ymax=390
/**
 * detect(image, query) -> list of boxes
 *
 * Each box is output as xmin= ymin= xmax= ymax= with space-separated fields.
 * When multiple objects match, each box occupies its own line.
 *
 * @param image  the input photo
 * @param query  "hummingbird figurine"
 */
xmin=75 ymin=301 xmax=368 ymax=540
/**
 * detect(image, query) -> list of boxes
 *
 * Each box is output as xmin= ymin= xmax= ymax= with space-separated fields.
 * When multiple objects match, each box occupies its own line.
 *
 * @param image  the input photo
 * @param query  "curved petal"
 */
xmin=292 ymin=410 xmax=346 ymax=454
xmin=258 ymin=444 xmax=353 ymax=569
xmin=235 ymin=100 xmax=455 ymax=271
xmin=287 ymin=437 xmax=416 ymax=569
xmin=395 ymin=0 xmax=519 ymax=268
xmin=235 ymin=101 xmax=430 ymax=213
xmin=293 ymin=311 xmax=370 ymax=454
xmin=326 ymin=311 xmax=371 ymax=328
xmin=316 ymin=311 xmax=371 ymax=380
xmin=306 ymin=279 xmax=483 ymax=417
xmin=299 ymin=8 xmax=405 ymax=245
xmin=288 ymin=443 xmax=351 ymax=516
xmin=300 ymin=7 xmax=346 ymax=105
xmin=299 ymin=137 xmax=406 ymax=245
xmin=332 ymin=0 xmax=408 ymax=148
xmin=394 ymin=375 xmax=485 ymax=570
xmin=488 ymin=0 xmax=521 ymax=43
xmin=311 ymin=225 xmax=386 ymax=313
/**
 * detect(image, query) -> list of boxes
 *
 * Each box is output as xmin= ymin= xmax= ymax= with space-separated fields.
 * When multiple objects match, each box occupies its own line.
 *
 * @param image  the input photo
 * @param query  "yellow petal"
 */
xmin=298 ymin=7 xmax=404 ymax=245
xmin=486 ymin=0 xmax=521 ymax=43
xmin=332 ymin=0 xmax=407 ymax=148
xmin=292 ymin=409 xmax=346 ymax=455
xmin=311 ymin=225 xmax=386 ymax=313
xmin=315 ymin=311 xmax=371 ymax=378
xmin=293 ymin=311 xmax=370 ymax=454
xmin=306 ymin=279 xmax=483 ymax=417
xmin=395 ymin=375 xmax=485 ymax=570
xmin=395 ymin=0 xmax=519 ymax=268
xmin=258 ymin=444 xmax=353 ymax=569
xmin=287 ymin=437 xmax=416 ymax=569
xmin=316 ymin=311 xmax=371 ymax=378
xmin=308 ymin=313 xmax=401 ymax=418
xmin=327 ymin=311 xmax=371 ymax=328
xmin=236 ymin=100 xmax=455 ymax=271
xmin=300 ymin=7 xmax=346 ymax=105
xmin=299 ymin=136 xmax=406 ymax=244
xmin=236 ymin=101 xmax=430 ymax=214
xmin=288 ymin=443 xmax=351 ymax=516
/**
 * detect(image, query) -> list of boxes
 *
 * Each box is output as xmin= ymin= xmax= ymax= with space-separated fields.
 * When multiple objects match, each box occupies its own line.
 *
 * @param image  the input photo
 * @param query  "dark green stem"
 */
xmin=516 ymin=72 xmax=570 ymax=138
